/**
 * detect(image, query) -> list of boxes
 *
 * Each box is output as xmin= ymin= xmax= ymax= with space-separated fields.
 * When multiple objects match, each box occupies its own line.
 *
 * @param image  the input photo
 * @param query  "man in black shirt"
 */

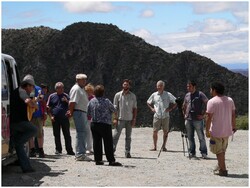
xmin=10 ymin=74 xmax=38 ymax=173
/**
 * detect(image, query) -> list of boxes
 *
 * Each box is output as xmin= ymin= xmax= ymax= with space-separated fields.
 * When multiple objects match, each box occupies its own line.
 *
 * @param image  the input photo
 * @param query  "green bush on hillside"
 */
xmin=236 ymin=115 xmax=248 ymax=130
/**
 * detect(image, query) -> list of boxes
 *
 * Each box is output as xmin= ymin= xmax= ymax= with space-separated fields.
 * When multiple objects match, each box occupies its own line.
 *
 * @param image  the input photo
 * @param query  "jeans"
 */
xmin=185 ymin=120 xmax=207 ymax=155
xmin=11 ymin=121 xmax=37 ymax=171
xmin=52 ymin=117 xmax=73 ymax=153
xmin=73 ymin=111 xmax=88 ymax=157
xmin=91 ymin=122 xmax=115 ymax=162
xmin=113 ymin=120 xmax=132 ymax=154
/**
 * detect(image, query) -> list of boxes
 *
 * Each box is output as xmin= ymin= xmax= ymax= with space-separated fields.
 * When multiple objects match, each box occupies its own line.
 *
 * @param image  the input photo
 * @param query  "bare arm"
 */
xmin=147 ymin=102 xmax=155 ymax=113
xmin=66 ymin=102 xmax=76 ymax=118
xmin=205 ymin=113 xmax=213 ymax=138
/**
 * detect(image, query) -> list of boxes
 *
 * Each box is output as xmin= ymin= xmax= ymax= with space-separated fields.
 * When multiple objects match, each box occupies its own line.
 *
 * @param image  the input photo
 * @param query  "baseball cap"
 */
xmin=21 ymin=74 xmax=35 ymax=86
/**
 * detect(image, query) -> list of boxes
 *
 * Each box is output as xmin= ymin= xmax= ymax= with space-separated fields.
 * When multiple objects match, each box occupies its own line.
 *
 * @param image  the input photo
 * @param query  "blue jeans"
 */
xmin=11 ymin=121 xmax=37 ymax=171
xmin=113 ymin=120 xmax=132 ymax=154
xmin=73 ymin=111 xmax=88 ymax=157
xmin=185 ymin=120 xmax=207 ymax=155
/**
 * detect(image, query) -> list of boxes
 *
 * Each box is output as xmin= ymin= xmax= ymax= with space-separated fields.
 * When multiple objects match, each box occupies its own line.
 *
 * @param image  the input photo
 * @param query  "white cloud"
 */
xmin=192 ymin=2 xmax=248 ymax=24
xmin=63 ymin=2 xmax=114 ymax=13
xmin=131 ymin=25 xmax=248 ymax=65
xmin=187 ymin=19 xmax=237 ymax=33
xmin=132 ymin=28 xmax=153 ymax=39
xmin=233 ymin=10 xmax=249 ymax=24
xmin=140 ymin=9 xmax=154 ymax=18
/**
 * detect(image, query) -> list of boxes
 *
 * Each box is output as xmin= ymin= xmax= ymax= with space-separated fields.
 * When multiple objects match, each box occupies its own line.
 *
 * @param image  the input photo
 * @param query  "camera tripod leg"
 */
xmin=181 ymin=132 xmax=185 ymax=156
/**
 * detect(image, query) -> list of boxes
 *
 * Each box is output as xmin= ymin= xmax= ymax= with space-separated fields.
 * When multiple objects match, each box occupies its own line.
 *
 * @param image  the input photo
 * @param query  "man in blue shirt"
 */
xmin=47 ymin=82 xmax=75 ymax=155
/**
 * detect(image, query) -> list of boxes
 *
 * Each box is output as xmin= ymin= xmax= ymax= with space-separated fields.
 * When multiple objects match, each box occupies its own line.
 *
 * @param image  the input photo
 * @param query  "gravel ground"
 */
xmin=1 ymin=127 xmax=249 ymax=186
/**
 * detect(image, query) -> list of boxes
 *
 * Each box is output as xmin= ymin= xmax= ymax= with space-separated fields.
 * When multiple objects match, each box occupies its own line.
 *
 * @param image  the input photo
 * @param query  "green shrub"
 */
xmin=236 ymin=115 xmax=248 ymax=130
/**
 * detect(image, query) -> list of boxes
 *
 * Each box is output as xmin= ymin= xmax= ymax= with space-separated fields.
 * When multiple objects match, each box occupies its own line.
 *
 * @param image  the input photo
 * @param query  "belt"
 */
xmin=73 ymin=109 xmax=87 ymax=113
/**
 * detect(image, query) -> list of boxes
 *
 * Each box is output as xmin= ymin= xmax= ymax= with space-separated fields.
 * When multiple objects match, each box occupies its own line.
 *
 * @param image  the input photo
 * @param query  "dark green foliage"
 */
xmin=2 ymin=22 xmax=248 ymax=126
xmin=236 ymin=115 xmax=248 ymax=130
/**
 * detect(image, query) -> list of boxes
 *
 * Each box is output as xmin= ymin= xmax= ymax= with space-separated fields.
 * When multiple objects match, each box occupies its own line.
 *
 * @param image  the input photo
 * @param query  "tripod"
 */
xmin=181 ymin=128 xmax=190 ymax=159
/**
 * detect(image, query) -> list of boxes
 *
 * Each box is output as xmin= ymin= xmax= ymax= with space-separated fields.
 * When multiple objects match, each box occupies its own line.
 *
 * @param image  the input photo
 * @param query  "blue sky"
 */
xmin=1 ymin=1 xmax=249 ymax=69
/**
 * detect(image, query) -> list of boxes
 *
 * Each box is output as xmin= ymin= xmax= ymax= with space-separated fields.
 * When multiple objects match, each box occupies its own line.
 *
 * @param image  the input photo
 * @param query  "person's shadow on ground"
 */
xmin=227 ymin=174 xmax=248 ymax=179
xmin=1 ymin=158 xmax=66 ymax=186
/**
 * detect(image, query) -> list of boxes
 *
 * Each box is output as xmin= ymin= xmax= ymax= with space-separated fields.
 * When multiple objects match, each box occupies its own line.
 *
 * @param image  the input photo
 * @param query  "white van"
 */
xmin=1 ymin=53 xmax=21 ymax=165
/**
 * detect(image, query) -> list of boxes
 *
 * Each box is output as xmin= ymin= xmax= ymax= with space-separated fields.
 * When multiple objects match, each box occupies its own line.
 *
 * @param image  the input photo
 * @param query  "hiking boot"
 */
xmin=67 ymin=151 xmax=75 ymax=156
xmin=29 ymin=148 xmax=36 ymax=157
xmin=219 ymin=170 xmax=228 ymax=177
xmin=109 ymin=161 xmax=122 ymax=166
xmin=38 ymin=148 xmax=45 ymax=158
xmin=125 ymin=153 xmax=131 ymax=158
xmin=96 ymin=161 xmax=104 ymax=165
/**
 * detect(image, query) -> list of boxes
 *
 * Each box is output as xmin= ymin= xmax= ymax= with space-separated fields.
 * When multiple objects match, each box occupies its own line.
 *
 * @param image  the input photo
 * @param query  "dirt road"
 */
xmin=1 ymin=127 xmax=248 ymax=186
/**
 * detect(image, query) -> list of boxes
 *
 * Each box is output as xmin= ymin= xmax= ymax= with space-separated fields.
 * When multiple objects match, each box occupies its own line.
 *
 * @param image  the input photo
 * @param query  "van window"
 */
xmin=2 ymin=60 xmax=9 ymax=101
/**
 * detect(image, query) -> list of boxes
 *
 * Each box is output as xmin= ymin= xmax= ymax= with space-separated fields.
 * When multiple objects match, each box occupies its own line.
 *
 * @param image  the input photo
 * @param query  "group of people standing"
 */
xmin=10 ymin=73 xmax=236 ymax=177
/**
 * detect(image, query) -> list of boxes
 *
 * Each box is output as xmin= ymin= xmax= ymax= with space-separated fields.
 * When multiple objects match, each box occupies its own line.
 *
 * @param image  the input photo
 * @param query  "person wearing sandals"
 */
xmin=87 ymin=85 xmax=122 ymax=166
xmin=147 ymin=80 xmax=177 ymax=151
xmin=205 ymin=82 xmax=236 ymax=177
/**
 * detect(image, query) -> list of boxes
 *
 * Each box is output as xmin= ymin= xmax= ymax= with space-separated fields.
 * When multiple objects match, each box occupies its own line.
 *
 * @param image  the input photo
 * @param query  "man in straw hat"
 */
xmin=67 ymin=74 xmax=92 ymax=161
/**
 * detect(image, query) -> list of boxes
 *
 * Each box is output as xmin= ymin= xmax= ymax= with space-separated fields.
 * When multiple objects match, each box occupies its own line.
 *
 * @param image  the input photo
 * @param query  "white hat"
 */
xmin=21 ymin=74 xmax=35 ymax=86
xmin=76 ymin=74 xmax=87 ymax=80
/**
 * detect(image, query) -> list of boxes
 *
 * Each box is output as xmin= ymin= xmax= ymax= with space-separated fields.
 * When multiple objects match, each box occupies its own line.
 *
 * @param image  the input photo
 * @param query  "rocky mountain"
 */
xmin=2 ymin=22 xmax=248 ymax=126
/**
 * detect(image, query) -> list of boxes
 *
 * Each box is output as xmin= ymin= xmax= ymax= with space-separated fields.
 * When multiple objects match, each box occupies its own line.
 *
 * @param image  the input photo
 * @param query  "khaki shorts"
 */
xmin=31 ymin=117 xmax=44 ymax=138
xmin=209 ymin=137 xmax=229 ymax=154
xmin=153 ymin=117 xmax=169 ymax=132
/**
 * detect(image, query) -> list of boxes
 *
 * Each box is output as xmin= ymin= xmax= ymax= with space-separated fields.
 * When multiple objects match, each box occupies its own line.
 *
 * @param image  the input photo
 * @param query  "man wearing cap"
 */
xmin=67 ymin=74 xmax=92 ymax=161
xmin=10 ymin=74 xmax=38 ymax=173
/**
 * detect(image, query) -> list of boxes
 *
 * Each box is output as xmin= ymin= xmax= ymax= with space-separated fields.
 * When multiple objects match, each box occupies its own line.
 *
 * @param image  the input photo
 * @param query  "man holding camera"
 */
xmin=182 ymin=80 xmax=208 ymax=159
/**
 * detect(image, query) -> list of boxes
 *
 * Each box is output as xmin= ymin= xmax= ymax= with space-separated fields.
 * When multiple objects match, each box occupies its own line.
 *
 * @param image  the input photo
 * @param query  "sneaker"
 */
xmin=55 ymin=150 xmax=62 ymax=155
xmin=67 ymin=151 xmax=75 ymax=156
xmin=201 ymin=154 xmax=208 ymax=159
xmin=109 ymin=161 xmax=122 ymax=166
xmin=219 ymin=170 xmax=228 ymax=177
xmin=96 ymin=161 xmax=104 ymax=165
xmin=86 ymin=150 xmax=94 ymax=155
xmin=125 ymin=153 xmax=131 ymax=158
xmin=38 ymin=148 xmax=45 ymax=158
xmin=189 ymin=153 xmax=196 ymax=158
xmin=75 ymin=155 xmax=92 ymax=161
xmin=29 ymin=148 xmax=36 ymax=157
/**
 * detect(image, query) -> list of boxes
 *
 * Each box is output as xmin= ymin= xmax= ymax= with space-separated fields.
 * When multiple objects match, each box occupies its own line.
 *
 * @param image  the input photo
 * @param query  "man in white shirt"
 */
xmin=147 ymin=80 xmax=177 ymax=151
xmin=67 ymin=74 xmax=92 ymax=161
